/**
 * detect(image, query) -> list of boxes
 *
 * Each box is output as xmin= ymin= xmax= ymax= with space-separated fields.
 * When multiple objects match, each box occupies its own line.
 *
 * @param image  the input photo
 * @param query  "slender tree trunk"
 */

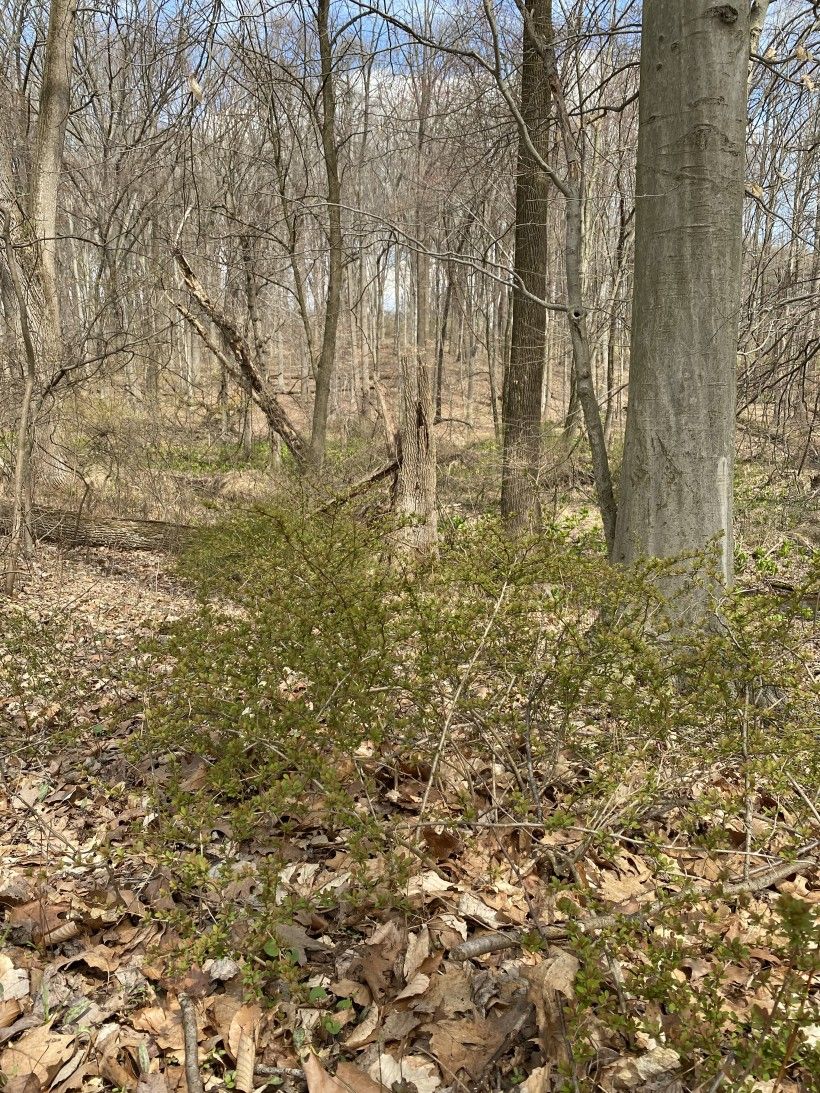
xmin=435 ymin=269 xmax=453 ymax=423
xmin=395 ymin=61 xmax=437 ymax=553
xmin=500 ymin=0 xmax=552 ymax=531
xmin=3 ymin=0 xmax=77 ymax=595
xmin=3 ymin=219 xmax=37 ymax=595
xmin=395 ymin=243 xmax=437 ymax=552
xmin=564 ymin=187 xmax=617 ymax=550
xmin=309 ymin=0 xmax=344 ymax=470
xmin=613 ymin=0 xmax=751 ymax=603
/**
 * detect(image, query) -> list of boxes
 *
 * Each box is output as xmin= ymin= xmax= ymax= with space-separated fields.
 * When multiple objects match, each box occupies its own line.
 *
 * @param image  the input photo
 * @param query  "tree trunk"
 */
xmin=395 ymin=60 xmax=437 ymax=554
xmin=2 ymin=0 xmax=77 ymax=595
xmin=309 ymin=0 xmax=344 ymax=470
xmin=564 ymin=186 xmax=617 ymax=551
xmin=29 ymin=0 xmax=77 ymax=372
xmin=501 ymin=0 xmax=552 ymax=531
xmin=395 ymin=245 xmax=437 ymax=553
xmin=0 ymin=500 xmax=193 ymax=552
xmin=613 ymin=0 xmax=751 ymax=603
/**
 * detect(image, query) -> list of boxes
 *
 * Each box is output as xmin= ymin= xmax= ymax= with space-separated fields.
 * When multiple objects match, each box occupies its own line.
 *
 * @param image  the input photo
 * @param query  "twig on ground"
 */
xmin=452 ymin=849 xmax=819 ymax=961
xmin=178 ymin=993 xmax=204 ymax=1093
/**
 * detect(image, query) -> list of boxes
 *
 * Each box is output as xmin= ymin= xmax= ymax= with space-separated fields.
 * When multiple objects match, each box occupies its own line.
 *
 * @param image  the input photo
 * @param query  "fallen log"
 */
xmin=0 ymin=500 xmax=193 ymax=552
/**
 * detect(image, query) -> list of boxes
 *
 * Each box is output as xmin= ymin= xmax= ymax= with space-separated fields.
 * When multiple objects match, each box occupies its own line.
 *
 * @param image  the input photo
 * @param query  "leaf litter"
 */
xmin=0 ymin=545 xmax=818 ymax=1091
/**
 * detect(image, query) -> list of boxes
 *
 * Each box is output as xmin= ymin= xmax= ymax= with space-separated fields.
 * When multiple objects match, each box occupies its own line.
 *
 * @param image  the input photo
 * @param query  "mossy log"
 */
xmin=0 ymin=500 xmax=193 ymax=552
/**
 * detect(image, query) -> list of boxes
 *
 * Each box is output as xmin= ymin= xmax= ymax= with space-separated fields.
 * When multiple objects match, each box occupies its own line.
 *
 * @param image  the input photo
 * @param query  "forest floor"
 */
xmin=1 ymin=527 xmax=819 ymax=1093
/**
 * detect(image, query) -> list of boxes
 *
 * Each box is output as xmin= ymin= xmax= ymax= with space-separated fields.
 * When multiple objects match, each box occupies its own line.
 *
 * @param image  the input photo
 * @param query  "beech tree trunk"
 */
xmin=613 ymin=0 xmax=750 ymax=602
xmin=29 ymin=0 xmax=77 ymax=368
xmin=500 ymin=0 xmax=552 ymax=531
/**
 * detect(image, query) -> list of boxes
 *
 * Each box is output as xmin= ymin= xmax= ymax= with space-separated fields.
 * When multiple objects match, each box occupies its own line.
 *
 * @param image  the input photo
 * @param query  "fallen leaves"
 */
xmin=0 ymin=544 xmax=818 ymax=1092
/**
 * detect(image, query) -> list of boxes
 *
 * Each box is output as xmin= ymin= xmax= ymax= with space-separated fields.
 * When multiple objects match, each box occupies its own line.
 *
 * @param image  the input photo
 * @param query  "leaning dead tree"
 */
xmin=172 ymin=249 xmax=306 ymax=466
xmin=174 ymin=249 xmax=403 ymax=504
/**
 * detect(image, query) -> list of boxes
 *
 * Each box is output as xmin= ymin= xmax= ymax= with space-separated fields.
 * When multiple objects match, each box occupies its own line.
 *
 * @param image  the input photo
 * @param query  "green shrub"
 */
xmin=135 ymin=507 xmax=819 ymax=1085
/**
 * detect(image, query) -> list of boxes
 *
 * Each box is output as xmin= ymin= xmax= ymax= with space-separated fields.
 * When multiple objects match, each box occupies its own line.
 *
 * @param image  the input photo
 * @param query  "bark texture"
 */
xmin=613 ymin=0 xmax=750 ymax=595
xmin=3 ymin=0 xmax=77 ymax=594
xmin=500 ymin=0 xmax=552 ymax=531
xmin=0 ymin=501 xmax=192 ymax=552
xmin=28 ymin=0 xmax=77 ymax=364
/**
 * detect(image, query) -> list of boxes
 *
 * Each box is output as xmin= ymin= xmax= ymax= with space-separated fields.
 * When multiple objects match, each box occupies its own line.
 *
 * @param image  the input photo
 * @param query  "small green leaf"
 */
xmin=262 ymin=939 xmax=280 ymax=959
xmin=308 ymin=986 xmax=328 ymax=1003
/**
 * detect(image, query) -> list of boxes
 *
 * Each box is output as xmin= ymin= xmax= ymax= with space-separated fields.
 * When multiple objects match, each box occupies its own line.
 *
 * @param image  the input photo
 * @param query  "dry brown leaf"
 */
xmin=523 ymin=949 xmax=579 ymax=1065
xmin=136 ymin=1076 xmax=170 ymax=1093
xmin=208 ymin=992 xmax=243 ymax=1044
xmin=358 ymin=921 xmax=404 ymax=999
xmin=179 ymin=966 xmax=210 ymax=998
xmin=457 ymin=892 xmax=503 ymax=927
xmin=610 ymin=1045 xmax=681 ymax=1088
xmin=406 ymin=871 xmax=456 ymax=898
xmin=395 ymin=972 xmax=430 ymax=1001
xmin=421 ymin=828 xmax=462 ymax=860
xmin=422 ymin=965 xmax=473 ymax=1016
xmin=0 ymin=1026 xmax=75 ymax=1085
xmin=403 ymin=927 xmax=430 ymax=980
xmin=7 ymin=902 xmax=69 ymax=946
xmin=130 ymin=1005 xmax=186 ymax=1051
xmin=367 ymin=1053 xmax=440 ymax=1093
xmin=597 ymin=869 xmax=649 ymax=904
xmin=61 ymin=945 xmax=120 ymax=974
xmin=227 ymin=1002 xmax=261 ymax=1062
xmin=334 ymin=1061 xmax=388 ymax=1092
xmin=50 ymin=1045 xmax=90 ymax=1091
xmin=344 ymin=1004 xmax=380 ymax=1049
xmin=330 ymin=978 xmax=371 ymax=1007
xmin=0 ymin=957 xmax=29 ymax=1001
xmin=2 ymin=1075 xmax=41 ymax=1093
xmin=303 ymin=1053 xmax=346 ymax=1092
xmin=426 ymin=1016 xmax=506 ymax=1079
xmin=0 ymin=870 xmax=33 ymax=905
xmin=379 ymin=1009 xmax=423 ymax=1042
xmin=520 ymin=1066 xmax=550 ymax=1093
xmin=0 ymin=999 xmax=23 ymax=1029
xmin=234 ymin=1030 xmax=256 ymax=1093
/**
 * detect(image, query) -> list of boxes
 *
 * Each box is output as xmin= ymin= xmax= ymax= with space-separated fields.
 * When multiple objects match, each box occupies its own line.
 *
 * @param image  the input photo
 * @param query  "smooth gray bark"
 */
xmin=614 ymin=1 xmax=750 ymax=598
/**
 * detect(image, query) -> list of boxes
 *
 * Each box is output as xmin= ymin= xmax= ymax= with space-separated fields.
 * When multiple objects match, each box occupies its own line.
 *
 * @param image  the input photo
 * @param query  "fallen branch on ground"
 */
xmin=451 ymin=849 xmax=819 ymax=961
xmin=0 ymin=499 xmax=193 ymax=552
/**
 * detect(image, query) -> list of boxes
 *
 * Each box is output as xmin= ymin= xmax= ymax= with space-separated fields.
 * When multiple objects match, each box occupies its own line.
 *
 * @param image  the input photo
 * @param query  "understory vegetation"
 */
xmin=1 ymin=448 xmax=818 ymax=1092
xmin=123 ymin=504 xmax=819 ymax=1087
